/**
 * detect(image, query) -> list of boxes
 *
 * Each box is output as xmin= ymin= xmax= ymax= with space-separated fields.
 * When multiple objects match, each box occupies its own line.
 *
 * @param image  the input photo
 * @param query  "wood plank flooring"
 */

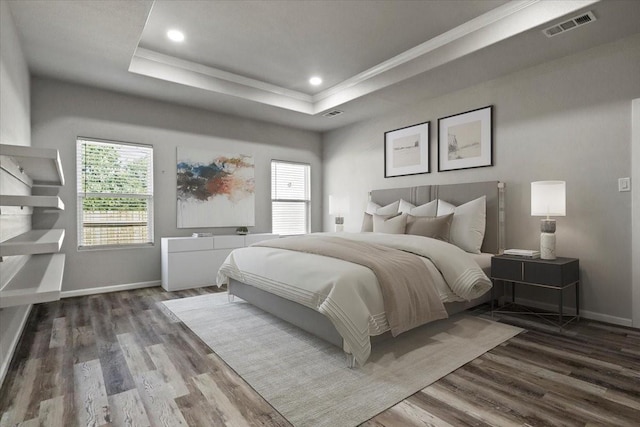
xmin=1 ymin=286 xmax=638 ymax=426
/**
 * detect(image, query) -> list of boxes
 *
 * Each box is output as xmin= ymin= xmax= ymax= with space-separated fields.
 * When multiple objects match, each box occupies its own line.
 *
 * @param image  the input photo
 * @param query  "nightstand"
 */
xmin=490 ymin=255 xmax=580 ymax=329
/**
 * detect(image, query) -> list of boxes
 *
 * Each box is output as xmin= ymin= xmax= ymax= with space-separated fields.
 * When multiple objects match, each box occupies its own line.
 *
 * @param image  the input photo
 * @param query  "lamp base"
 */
xmin=334 ymin=216 xmax=344 ymax=232
xmin=540 ymin=232 xmax=556 ymax=260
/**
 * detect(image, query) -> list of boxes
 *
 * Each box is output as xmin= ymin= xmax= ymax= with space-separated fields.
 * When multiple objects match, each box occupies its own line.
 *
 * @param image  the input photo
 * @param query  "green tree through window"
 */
xmin=77 ymin=138 xmax=154 ymax=247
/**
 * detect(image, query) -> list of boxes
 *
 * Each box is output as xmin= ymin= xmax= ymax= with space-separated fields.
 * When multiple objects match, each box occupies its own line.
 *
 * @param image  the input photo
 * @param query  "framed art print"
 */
xmin=176 ymin=147 xmax=255 ymax=228
xmin=384 ymin=121 xmax=430 ymax=178
xmin=438 ymin=106 xmax=493 ymax=172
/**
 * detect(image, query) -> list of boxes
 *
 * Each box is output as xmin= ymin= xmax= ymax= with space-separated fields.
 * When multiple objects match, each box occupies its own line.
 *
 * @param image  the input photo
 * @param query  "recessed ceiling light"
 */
xmin=309 ymin=76 xmax=322 ymax=86
xmin=167 ymin=29 xmax=185 ymax=42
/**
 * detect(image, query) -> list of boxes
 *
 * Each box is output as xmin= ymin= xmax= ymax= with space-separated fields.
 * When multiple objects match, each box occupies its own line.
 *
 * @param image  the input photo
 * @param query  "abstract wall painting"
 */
xmin=438 ymin=106 xmax=493 ymax=172
xmin=177 ymin=147 xmax=255 ymax=228
xmin=384 ymin=121 xmax=430 ymax=178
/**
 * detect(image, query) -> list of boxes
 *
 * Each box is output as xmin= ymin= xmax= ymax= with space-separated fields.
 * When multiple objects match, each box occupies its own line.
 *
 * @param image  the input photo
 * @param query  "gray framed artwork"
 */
xmin=438 ymin=106 xmax=493 ymax=172
xmin=384 ymin=121 xmax=430 ymax=178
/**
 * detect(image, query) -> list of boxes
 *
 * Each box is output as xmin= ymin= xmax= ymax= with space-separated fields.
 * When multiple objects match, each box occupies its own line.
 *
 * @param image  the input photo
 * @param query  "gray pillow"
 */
xmin=373 ymin=213 xmax=408 ymax=234
xmin=405 ymin=213 xmax=453 ymax=242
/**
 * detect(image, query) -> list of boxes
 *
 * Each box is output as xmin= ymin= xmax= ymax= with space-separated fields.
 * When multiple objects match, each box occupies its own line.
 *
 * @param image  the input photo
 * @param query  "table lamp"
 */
xmin=531 ymin=181 xmax=566 ymax=260
xmin=329 ymin=195 xmax=348 ymax=232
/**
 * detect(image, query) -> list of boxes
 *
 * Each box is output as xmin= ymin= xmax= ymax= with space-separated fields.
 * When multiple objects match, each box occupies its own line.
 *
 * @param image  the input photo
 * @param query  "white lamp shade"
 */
xmin=531 ymin=181 xmax=566 ymax=217
xmin=329 ymin=195 xmax=349 ymax=216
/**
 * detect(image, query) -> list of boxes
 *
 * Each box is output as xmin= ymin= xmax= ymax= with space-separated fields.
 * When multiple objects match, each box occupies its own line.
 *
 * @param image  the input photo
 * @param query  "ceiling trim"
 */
xmin=129 ymin=48 xmax=315 ymax=114
xmin=313 ymin=0 xmax=541 ymax=102
xmin=129 ymin=0 xmax=600 ymax=116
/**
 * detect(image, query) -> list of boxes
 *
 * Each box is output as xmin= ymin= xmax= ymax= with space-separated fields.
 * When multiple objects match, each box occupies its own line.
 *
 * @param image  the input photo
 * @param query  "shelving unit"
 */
xmin=0 ymin=195 xmax=64 ymax=210
xmin=0 ymin=229 xmax=65 ymax=257
xmin=0 ymin=143 xmax=65 ymax=186
xmin=0 ymin=254 xmax=65 ymax=308
xmin=0 ymin=144 xmax=66 ymax=309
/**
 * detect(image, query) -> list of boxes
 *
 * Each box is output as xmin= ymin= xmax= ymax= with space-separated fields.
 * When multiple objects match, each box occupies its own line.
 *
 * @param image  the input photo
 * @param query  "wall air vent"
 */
xmin=543 ymin=11 xmax=596 ymax=38
xmin=322 ymin=110 xmax=344 ymax=118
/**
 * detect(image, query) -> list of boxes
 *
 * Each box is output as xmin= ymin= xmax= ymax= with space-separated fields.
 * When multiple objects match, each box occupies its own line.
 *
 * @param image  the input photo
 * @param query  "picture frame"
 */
xmin=438 ymin=105 xmax=493 ymax=172
xmin=384 ymin=121 xmax=430 ymax=178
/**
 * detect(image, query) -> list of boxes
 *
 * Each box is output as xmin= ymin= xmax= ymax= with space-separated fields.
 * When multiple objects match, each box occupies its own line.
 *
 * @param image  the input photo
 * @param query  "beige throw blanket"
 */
xmin=255 ymin=235 xmax=448 ymax=336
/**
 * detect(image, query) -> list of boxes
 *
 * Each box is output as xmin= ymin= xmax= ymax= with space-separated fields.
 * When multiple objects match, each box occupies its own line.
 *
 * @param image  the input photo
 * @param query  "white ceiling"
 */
xmin=8 ymin=0 xmax=640 ymax=132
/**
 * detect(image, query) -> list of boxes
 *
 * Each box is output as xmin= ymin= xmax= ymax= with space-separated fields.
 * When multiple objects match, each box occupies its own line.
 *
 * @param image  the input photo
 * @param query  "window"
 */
xmin=77 ymin=138 xmax=154 ymax=248
xmin=271 ymin=160 xmax=310 ymax=235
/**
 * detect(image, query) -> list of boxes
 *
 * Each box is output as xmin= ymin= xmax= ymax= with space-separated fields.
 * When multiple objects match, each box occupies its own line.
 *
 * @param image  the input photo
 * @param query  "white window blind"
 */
xmin=271 ymin=160 xmax=310 ymax=235
xmin=77 ymin=138 xmax=154 ymax=248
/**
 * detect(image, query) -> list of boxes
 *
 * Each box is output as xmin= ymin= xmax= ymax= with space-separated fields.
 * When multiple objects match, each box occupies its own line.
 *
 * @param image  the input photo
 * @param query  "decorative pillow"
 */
xmin=436 ymin=196 xmax=486 ymax=254
xmin=362 ymin=200 xmax=400 ymax=231
xmin=366 ymin=200 xmax=399 ymax=216
xmin=361 ymin=212 xmax=401 ymax=232
xmin=373 ymin=213 xmax=408 ymax=234
xmin=398 ymin=199 xmax=437 ymax=217
xmin=406 ymin=213 xmax=453 ymax=242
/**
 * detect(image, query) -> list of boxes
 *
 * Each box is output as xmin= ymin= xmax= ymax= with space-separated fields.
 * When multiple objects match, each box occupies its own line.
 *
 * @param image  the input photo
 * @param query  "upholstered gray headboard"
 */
xmin=370 ymin=181 xmax=505 ymax=254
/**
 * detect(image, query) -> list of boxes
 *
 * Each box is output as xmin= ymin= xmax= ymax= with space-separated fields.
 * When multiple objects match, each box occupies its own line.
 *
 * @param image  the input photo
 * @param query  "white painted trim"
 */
xmin=133 ymin=48 xmax=313 ymax=103
xmin=61 ymin=280 xmax=160 ymax=299
xmin=314 ymin=0 xmax=542 ymax=102
xmin=514 ymin=297 xmax=632 ymax=327
xmin=130 ymin=0 xmax=599 ymax=116
xmin=0 ymin=304 xmax=32 ymax=388
xmin=632 ymin=98 xmax=640 ymax=328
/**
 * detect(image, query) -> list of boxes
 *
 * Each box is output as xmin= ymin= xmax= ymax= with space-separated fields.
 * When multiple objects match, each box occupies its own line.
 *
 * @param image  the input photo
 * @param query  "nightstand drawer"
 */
xmin=491 ymin=257 xmax=523 ymax=281
xmin=492 ymin=256 xmax=579 ymax=287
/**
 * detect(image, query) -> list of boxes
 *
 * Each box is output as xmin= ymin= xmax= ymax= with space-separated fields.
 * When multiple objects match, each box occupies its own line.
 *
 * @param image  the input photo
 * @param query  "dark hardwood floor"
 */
xmin=1 ymin=286 xmax=638 ymax=426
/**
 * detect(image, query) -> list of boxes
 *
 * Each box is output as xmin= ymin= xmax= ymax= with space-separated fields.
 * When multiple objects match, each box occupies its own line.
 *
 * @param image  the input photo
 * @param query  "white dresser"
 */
xmin=161 ymin=233 xmax=278 ymax=291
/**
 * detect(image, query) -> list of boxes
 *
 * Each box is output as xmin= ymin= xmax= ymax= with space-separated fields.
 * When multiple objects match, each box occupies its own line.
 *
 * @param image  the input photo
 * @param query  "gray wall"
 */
xmin=323 ymin=34 xmax=640 ymax=323
xmin=0 ymin=0 xmax=33 ymax=385
xmin=31 ymin=78 xmax=322 ymax=292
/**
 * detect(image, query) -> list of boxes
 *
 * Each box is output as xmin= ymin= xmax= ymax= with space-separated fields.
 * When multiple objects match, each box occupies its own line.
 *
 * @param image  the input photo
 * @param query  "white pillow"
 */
xmin=373 ymin=213 xmax=408 ymax=234
xmin=398 ymin=199 xmax=437 ymax=217
xmin=366 ymin=200 xmax=399 ymax=216
xmin=436 ymin=196 xmax=486 ymax=254
xmin=361 ymin=212 xmax=399 ymax=232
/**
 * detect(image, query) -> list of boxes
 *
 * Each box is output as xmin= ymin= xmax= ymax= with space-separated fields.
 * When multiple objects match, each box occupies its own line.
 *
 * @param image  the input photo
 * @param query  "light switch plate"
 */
xmin=619 ymin=177 xmax=631 ymax=192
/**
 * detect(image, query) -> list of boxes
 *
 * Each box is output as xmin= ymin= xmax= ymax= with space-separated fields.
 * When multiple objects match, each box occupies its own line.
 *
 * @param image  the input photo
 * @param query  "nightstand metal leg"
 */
xmin=576 ymin=281 xmax=580 ymax=320
xmin=512 ymin=282 xmax=515 ymax=303
xmin=490 ymin=281 xmax=495 ymax=317
xmin=559 ymin=288 xmax=564 ymax=329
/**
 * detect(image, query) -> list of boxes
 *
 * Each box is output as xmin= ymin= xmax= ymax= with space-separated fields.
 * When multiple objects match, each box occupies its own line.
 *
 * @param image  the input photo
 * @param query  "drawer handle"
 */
xmin=521 ymin=262 xmax=525 ymax=280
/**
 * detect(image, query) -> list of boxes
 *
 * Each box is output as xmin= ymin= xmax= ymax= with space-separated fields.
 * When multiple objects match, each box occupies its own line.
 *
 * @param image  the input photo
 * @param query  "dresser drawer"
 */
xmin=213 ymin=235 xmax=245 ymax=249
xmin=164 ymin=237 xmax=213 ymax=253
xmin=491 ymin=256 xmax=579 ymax=287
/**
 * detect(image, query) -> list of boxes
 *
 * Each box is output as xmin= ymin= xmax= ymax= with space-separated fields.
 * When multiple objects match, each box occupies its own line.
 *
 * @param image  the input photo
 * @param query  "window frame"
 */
xmin=271 ymin=159 xmax=311 ymax=236
xmin=76 ymin=137 xmax=154 ymax=250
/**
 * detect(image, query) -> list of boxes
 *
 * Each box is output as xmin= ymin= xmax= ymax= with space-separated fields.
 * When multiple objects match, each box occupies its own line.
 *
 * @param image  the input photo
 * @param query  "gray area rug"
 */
xmin=162 ymin=292 xmax=522 ymax=427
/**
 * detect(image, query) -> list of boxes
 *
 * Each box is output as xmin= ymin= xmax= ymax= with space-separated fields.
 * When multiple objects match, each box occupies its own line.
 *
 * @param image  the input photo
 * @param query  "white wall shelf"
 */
xmin=0 ymin=254 xmax=65 ymax=308
xmin=0 ymin=229 xmax=65 ymax=257
xmin=0 ymin=143 xmax=65 ymax=186
xmin=0 ymin=195 xmax=64 ymax=210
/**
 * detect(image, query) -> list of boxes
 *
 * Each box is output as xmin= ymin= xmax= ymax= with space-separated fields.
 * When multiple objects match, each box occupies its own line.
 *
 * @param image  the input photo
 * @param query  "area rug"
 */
xmin=162 ymin=293 xmax=522 ymax=427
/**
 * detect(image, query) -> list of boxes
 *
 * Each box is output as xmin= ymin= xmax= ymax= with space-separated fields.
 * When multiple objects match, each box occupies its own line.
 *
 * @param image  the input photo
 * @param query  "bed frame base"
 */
xmin=228 ymin=279 xmax=492 ymax=367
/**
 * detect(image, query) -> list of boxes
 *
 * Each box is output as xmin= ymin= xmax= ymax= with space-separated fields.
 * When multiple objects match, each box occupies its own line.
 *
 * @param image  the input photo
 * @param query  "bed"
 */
xmin=217 ymin=181 xmax=505 ymax=366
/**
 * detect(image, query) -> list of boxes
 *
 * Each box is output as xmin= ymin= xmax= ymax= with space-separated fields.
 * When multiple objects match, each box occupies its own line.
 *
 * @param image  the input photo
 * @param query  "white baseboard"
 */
xmin=61 ymin=280 xmax=160 ymax=298
xmin=514 ymin=297 xmax=633 ymax=327
xmin=0 ymin=304 xmax=32 ymax=388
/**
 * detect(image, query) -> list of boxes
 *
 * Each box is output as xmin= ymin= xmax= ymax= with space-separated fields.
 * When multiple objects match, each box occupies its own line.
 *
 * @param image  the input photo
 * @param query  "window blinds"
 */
xmin=77 ymin=138 xmax=154 ymax=248
xmin=271 ymin=160 xmax=310 ymax=235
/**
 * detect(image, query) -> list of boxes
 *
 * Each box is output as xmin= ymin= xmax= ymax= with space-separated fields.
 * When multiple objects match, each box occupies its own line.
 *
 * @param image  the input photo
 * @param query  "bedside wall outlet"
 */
xmin=619 ymin=177 xmax=631 ymax=192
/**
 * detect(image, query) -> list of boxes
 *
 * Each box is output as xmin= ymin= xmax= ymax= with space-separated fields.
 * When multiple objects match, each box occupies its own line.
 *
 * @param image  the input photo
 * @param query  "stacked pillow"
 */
xmin=360 ymin=196 xmax=487 ymax=254
xmin=436 ymin=196 xmax=486 ymax=254
xmin=361 ymin=200 xmax=401 ymax=232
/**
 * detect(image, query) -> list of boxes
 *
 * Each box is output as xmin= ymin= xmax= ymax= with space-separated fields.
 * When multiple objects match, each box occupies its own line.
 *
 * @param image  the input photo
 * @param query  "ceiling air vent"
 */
xmin=322 ymin=110 xmax=344 ymax=118
xmin=543 ymin=11 xmax=596 ymax=38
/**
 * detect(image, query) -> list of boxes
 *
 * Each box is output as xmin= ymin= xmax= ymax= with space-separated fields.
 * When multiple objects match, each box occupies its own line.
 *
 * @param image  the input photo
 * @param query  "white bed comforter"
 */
xmin=216 ymin=232 xmax=492 ymax=365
